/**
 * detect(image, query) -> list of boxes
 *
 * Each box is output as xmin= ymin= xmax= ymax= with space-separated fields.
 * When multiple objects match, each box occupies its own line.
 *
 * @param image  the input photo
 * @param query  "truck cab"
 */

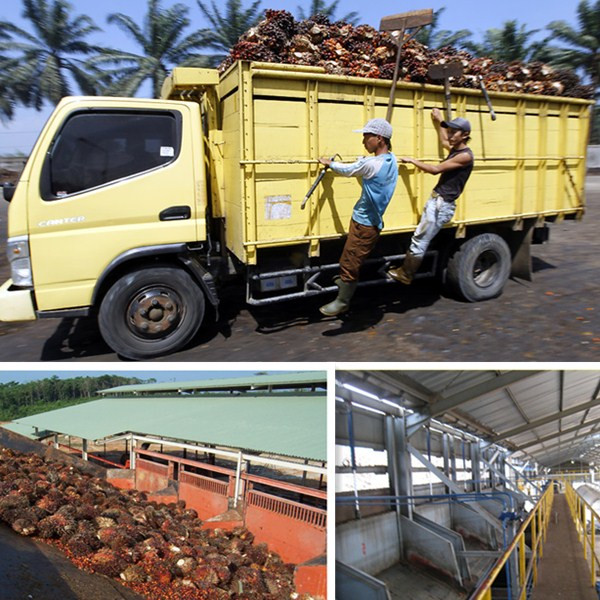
xmin=0 ymin=96 xmax=215 ymax=358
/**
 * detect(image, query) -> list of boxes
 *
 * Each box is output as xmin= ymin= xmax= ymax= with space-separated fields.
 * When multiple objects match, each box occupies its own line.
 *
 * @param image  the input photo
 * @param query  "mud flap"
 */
xmin=508 ymin=225 xmax=534 ymax=282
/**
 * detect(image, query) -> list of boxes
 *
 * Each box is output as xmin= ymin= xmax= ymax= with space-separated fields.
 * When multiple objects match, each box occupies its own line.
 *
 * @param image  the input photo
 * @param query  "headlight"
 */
xmin=7 ymin=236 xmax=33 ymax=287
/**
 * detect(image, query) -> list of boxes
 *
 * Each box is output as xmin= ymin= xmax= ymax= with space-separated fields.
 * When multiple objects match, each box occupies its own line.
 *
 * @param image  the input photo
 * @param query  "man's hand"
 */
xmin=400 ymin=157 xmax=414 ymax=164
xmin=319 ymin=157 xmax=333 ymax=167
xmin=431 ymin=107 xmax=443 ymax=124
xmin=432 ymin=107 xmax=450 ymax=150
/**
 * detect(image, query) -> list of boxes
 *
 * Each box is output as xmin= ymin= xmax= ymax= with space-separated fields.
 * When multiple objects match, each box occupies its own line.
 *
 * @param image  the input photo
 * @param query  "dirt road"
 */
xmin=0 ymin=177 xmax=598 ymax=362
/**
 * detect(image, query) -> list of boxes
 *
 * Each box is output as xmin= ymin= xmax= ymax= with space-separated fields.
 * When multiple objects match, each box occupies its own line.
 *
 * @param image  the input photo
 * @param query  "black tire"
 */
xmin=98 ymin=266 xmax=205 ymax=359
xmin=446 ymin=233 xmax=511 ymax=302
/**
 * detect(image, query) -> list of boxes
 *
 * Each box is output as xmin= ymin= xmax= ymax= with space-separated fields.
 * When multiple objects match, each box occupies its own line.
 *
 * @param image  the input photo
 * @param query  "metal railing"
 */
xmin=565 ymin=482 xmax=600 ymax=587
xmin=57 ymin=442 xmax=125 ymax=469
xmin=246 ymin=489 xmax=327 ymax=529
xmin=179 ymin=469 xmax=229 ymax=496
xmin=133 ymin=448 xmax=326 ymax=513
xmin=136 ymin=456 xmax=169 ymax=476
xmin=469 ymin=483 xmax=554 ymax=600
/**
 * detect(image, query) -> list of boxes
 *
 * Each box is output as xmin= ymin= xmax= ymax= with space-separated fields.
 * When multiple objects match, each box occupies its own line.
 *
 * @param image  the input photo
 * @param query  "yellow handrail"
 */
xmin=565 ymin=481 xmax=600 ymax=587
xmin=470 ymin=483 xmax=554 ymax=600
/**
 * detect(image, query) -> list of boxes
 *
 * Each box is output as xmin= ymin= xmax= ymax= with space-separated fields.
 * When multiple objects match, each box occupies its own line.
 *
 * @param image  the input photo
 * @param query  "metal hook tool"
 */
xmin=301 ymin=154 xmax=341 ymax=210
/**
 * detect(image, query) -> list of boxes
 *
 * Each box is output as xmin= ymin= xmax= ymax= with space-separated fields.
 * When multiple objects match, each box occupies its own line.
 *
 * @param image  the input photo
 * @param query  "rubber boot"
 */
xmin=319 ymin=280 xmax=357 ymax=316
xmin=388 ymin=251 xmax=423 ymax=285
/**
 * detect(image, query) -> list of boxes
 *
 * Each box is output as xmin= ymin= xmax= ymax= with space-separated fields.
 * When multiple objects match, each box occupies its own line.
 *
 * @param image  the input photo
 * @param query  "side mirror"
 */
xmin=3 ymin=183 xmax=15 ymax=202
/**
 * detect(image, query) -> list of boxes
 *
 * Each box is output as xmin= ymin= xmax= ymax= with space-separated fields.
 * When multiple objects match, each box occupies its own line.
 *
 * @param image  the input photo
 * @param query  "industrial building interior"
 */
xmin=335 ymin=369 xmax=600 ymax=600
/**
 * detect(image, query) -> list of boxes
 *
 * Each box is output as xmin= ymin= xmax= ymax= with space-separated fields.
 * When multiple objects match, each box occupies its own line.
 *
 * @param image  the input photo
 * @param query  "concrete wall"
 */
xmin=135 ymin=457 xmax=169 ymax=492
xmin=178 ymin=470 xmax=229 ymax=520
xmin=106 ymin=468 xmax=135 ymax=490
xmin=245 ymin=490 xmax=327 ymax=564
xmin=588 ymin=146 xmax=600 ymax=171
xmin=415 ymin=502 xmax=452 ymax=529
xmin=336 ymin=511 xmax=400 ymax=576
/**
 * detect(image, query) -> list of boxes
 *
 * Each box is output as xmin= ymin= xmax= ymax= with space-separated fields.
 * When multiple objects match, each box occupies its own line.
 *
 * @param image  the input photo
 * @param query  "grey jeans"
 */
xmin=409 ymin=195 xmax=456 ymax=258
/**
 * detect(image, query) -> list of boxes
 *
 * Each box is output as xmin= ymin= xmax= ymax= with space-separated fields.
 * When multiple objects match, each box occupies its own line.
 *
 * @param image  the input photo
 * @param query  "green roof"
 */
xmin=11 ymin=395 xmax=326 ymax=461
xmin=101 ymin=372 xmax=326 ymax=394
xmin=1 ymin=422 xmax=38 ymax=439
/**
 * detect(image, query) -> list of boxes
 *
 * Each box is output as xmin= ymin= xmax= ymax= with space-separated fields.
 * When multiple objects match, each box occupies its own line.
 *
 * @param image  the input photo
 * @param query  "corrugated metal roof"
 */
xmin=102 ymin=372 xmax=326 ymax=394
xmin=1 ymin=422 xmax=38 ymax=439
xmin=337 ymin=370 xmax=600 ymax=467
xmin=10 ymin=395 xmax=326 ymax=461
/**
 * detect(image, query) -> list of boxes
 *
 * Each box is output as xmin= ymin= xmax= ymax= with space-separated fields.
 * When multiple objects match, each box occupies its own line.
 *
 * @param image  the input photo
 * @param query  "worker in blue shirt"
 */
xmin=319 ymin=118 xmax=398 ymax=316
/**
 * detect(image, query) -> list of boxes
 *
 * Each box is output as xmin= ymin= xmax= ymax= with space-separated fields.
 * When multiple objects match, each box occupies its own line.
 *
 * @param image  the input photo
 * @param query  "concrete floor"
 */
xmin=377 ymin=561 xmax=469 ymax=600
xmin=531 ymin=494 xmax=597 ymax=600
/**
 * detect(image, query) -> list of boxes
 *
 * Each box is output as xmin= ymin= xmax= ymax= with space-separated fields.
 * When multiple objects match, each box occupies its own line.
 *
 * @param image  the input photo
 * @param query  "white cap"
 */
xmin=353 ymin=118 xmax=393 ymax=138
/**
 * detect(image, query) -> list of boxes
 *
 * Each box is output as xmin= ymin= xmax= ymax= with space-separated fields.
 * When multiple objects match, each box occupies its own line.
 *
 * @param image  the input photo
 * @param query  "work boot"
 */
xmin=388 ymin=251 xmax=423 ymax=285
xmin=319 ymin=280 xmax=357 ymax=316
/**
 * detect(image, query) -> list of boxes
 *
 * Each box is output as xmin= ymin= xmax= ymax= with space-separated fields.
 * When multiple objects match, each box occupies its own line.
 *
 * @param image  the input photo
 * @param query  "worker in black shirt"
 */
xmin=388 ymin=108 xmax=474 ymax=284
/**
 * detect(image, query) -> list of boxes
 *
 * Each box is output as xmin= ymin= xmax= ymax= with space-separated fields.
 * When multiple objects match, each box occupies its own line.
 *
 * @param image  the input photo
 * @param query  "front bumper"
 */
xmin=0 ymin=279 xmax=36 ymax=321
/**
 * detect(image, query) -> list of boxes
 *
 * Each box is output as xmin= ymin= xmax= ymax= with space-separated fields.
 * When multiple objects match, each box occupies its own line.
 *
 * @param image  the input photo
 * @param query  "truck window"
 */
xmin=41 ymin=111 xmax=180 ymax=199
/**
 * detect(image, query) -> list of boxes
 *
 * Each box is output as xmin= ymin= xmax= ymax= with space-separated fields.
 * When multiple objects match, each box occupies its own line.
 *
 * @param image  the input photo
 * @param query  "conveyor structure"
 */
xmin=335 ymin=370 xmax=600 ymax=600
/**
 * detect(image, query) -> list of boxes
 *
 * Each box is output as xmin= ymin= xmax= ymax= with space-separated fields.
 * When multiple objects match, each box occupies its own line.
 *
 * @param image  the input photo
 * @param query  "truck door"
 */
xmin=26 ymin=100 xmax=205 ymax=312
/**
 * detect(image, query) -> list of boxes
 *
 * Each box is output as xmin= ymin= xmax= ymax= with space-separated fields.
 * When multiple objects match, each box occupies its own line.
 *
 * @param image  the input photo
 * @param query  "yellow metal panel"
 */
xmin=161 ymin=67 xmax=219 ymax=99
xmin=25 ymin=97 xmax=206 ymax=311
xmin=0 ymin=280 xmax=36 ymax=320
xmin=214 ymin=62 xmax=591 ymax=264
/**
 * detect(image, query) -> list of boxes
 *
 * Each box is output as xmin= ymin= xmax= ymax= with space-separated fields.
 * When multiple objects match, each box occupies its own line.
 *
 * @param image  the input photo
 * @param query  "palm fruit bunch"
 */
xmin=218 ymin=11 xmax=594 ymax=99
xmin=0 ymin=447 xmax=316 ymax=600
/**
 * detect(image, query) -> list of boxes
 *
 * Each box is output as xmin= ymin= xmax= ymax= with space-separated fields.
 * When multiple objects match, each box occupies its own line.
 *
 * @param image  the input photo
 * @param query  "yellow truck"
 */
xmin=0 ymin=61 xmax=592 ymax=359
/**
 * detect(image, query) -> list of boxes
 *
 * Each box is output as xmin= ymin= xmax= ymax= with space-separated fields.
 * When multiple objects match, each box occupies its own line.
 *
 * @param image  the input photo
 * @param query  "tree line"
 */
xmin=0 ymin=0 xmax=598 ymax=139
xmin=0 ymin=374 xmax=152 ymax=420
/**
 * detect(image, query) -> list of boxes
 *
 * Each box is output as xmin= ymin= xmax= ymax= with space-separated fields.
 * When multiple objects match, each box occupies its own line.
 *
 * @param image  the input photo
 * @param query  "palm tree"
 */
xmin=534 ymin=1 xmax=600 ymax=143
xmin=0 ymin=0 xmax=108 ymax=109
xmin=414 ymin=7 xmax=472 ymax=50
xmin=296 ymin=0 xmax=359 ymax=25
xmin=0 ymin=24 xmax=16 ymax=120
xmin=462 ymin=20 xmax=544 ymax=62
xmin=195 ymin=0 xmax=264 ymax=66
xmin=540 ymin=1 xmax=600 ymax=93
xmin=0 ymin=75 xmax=15 ymax=121
xmin=90 ymin=0 xmax=212 ymax=98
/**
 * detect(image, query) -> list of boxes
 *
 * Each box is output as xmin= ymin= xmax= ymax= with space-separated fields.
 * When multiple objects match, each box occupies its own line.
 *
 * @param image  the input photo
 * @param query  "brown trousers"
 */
xmin=339 ymin=219 xmax=381 ymax=282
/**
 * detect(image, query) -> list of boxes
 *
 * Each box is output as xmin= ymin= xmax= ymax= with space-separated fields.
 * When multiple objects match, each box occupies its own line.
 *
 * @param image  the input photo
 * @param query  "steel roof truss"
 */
xmin=408 ymin=444 xmax=501 ymax=531
xmin=480 ymin=458 xmax=530 ymax=503
xmin=519 ymin=433 xmax=595 ymax=462
xmin=492 ymin=395 xmax=600 ymax=442
xmin=406 ymin=411 xmax=431 ymax=438
xmin=515 ymin=415 xmax=600 ymax=452
xmin=429 ymin=371 xmax=543 ymax=418
xmin=504 ymin=460 xmax=543 ymax=495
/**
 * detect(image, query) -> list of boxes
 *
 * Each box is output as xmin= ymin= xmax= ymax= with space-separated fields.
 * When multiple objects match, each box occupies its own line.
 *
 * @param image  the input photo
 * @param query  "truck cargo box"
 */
xmin=164 ymin=61 xmax=591 ymax=265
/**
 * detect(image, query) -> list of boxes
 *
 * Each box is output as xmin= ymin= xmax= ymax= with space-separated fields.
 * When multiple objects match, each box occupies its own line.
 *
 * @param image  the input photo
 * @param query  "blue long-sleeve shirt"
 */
xmin=330 ymin=152 xmax=398 ymax=230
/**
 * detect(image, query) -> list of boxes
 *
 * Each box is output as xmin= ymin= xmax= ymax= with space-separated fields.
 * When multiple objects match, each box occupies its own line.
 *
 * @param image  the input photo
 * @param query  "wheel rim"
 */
xmin=472 ymin=249 xmax=502 ymax=288
xmin=126 ymin=286 xmax=185 ymax=339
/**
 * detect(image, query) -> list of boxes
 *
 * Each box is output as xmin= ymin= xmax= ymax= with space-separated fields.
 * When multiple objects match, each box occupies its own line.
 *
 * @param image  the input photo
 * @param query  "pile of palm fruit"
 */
xmin=0 ymin=447 xmax=313 ymax=600
xmin=219 ymin=10 xmax=593 ymax=99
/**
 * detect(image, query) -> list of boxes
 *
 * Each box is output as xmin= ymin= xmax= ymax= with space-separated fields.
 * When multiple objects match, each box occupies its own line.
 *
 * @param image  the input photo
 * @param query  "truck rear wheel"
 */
xmin=98 ymin=266 xmax=205 ymax=359
xmin=446 ymin=233 xmax=511 ymax=302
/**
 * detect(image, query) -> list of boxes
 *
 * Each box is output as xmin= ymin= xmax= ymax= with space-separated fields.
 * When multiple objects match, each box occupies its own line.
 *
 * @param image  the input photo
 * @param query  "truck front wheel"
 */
xmin=446 ymin=233 xmax=511 ymax=302
xmin=98 ymin=266 xmax=205 ymax=359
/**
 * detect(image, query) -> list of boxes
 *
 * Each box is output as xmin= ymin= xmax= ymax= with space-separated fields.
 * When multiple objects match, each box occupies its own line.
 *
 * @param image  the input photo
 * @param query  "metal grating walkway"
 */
xmin=531 ymin=494 xmax=597 ymax=600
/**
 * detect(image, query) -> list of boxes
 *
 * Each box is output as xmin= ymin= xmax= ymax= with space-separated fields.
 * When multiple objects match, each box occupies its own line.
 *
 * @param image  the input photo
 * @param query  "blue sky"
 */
xmin=0 ymin=369 xmax=299 ymax=384
xmin=0 ymin=0 xmax=582 ymax=154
